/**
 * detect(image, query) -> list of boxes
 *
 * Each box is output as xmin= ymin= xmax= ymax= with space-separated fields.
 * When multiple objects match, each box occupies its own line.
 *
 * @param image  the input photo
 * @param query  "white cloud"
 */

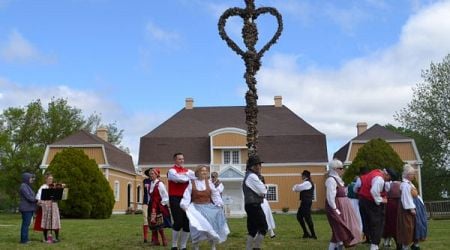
xmin=145 ymin=21 xmax=182 ymax=48
xmin=256 ymin=1 xmax=450 ymax=156
xmin=0 ymin=78 xmax=168 ymax=165
xmin=0 ymin=30 xmax=57 ymax=64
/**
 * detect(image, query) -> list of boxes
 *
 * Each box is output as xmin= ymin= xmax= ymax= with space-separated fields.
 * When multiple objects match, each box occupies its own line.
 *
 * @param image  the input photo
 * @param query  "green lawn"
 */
xmin=0 ymin=213 xmax=448 ymax=249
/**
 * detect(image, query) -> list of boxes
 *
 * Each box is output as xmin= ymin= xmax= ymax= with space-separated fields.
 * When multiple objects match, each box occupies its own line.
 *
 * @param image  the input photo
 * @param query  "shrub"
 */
xmin=281 ymin=207 xmax=289 ymax=213
xmin=343 ymin=138 xmax=404 ymax=184
xmin=46 ymin=148 xmax=114 ymax=219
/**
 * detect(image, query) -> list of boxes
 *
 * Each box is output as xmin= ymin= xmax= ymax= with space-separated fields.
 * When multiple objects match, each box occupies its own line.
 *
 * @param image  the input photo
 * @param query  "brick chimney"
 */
xmin=96 ymin=126 xmax=108 ymax=141
xmin=274 ymin=96 xmax=282 ymax=107
xmin=185 ymin=98 xmax=194 ymax=109
xmin=356 ymin=122 xmax=368 ymax=136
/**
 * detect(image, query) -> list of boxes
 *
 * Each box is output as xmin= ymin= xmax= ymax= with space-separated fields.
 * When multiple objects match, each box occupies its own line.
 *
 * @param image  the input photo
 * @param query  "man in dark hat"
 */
xmin=358 ymin=168 xmax=395 ymax=250
xmin=292 ymin=170 xmax=317 ymax=239
xmin=142 ymin=168 xmax=152 ymax=243
xmin=243 ymin=155 xmax=267 ymax=250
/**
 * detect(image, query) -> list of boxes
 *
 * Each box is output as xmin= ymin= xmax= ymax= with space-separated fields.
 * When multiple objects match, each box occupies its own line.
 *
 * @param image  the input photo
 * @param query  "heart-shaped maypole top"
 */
xmin=218 ymin=0 xmax=283 ymax=158
xmin=218 ymin=0 xmax=283 ymax=59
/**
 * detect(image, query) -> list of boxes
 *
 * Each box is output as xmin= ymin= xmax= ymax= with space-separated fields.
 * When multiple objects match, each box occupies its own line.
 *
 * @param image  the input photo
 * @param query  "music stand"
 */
xmin=40 ymin=188 xmax=64 ymax=242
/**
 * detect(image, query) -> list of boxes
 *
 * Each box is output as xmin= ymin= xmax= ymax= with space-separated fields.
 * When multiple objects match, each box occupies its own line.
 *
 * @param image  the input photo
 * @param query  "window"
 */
xmin=137 ymin=185 xmax=141 ymax=203
xmin=223 ymin=150 xmax=240 ymax=164
xmin=266 ymin=184 xmax=278 ymax=202
xmin=114 ymin=181 xmax=120 ymax=201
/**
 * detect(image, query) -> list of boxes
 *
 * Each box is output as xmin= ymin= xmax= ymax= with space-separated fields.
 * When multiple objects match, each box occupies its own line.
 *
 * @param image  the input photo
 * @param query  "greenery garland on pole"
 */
xmin=218 ymin=0 xmax=283 ymax=158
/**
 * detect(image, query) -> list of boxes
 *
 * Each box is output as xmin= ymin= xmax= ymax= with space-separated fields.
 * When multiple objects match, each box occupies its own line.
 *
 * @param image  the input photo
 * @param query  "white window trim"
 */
xmin=266 ymin=184 xmax=278 ymax=202
xmin=136 ymin=185 xmax=141 ymax=203
xmin=313 ymin=184 xmax=317 ymax=202
xmin=114 ymin=180 xmax=120 ymax=201
xmin=128 ymin=182 xmax=133 ymax=202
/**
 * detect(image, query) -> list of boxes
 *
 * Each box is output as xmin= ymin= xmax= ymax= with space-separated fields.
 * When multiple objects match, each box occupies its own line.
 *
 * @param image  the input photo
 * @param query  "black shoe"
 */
xmin=171 ymin=248 xmax=178 ymax=250
xmin=310 ymin=235 xmax=317 ymax=239
xmin=302 ymin=233 xmax=311 ymax=238
xmin=143 ymin=239 xmax=147 ymax=243
xmin=181 ymin=248 xmax=187 ymax=250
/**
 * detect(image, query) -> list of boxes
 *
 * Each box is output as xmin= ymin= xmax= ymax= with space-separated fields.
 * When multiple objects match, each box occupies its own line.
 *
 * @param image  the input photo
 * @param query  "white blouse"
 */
xmin=400 ymin=178 xmax=416 ymax=210
xmin=180 ymin=179 xmax=223 ymax=210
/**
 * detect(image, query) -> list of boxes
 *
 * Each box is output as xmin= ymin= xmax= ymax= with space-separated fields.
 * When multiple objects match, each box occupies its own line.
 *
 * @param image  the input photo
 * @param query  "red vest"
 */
xmin=168 ymin=165 xmax=189 ymax=197
xmin=358 ymin=169 xmax=386 ymax=201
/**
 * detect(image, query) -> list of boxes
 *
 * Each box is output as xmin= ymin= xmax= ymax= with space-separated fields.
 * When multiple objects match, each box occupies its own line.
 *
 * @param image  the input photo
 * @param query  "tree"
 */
xmin=395 ymin=54 xmax=450 ymax=169
xmin=0 ymin=98 xmax=124 ymax=211
xmin=342 ymin=138 xmax=404 ymax=184
xmin=386 ymin=124 xmax=450 ymax=200
xmin=47 ymin=148 xmax=114 ymax=218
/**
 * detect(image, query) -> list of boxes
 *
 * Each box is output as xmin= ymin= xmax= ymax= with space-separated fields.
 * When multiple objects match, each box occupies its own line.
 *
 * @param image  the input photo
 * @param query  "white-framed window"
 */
xmin=223 ymin=150 xmax=240 ymax=164
xmin=114 ymin=181 xmax=120 ymax=201
xmin=266 ymin=184 xmax=278 ymax=202
xmin=136 ymin=185 xmax=141 ymax=203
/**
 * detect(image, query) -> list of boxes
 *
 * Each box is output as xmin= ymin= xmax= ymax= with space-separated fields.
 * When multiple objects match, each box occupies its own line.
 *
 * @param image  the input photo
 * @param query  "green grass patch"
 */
xmin=0 ymin=213 xmax=448 ymax=249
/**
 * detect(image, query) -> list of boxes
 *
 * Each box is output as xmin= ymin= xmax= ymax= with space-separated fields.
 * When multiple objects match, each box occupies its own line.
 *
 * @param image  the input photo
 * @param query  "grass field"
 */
xmin=0 ymin=212 xmax=448 ymax=249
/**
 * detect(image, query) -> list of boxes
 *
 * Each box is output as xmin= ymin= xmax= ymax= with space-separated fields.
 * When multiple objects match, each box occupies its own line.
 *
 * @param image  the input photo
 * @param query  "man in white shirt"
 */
xmin=292 ymin=170 xmax=317 ymax=239
xmin=243 ymin=155 xmax=267 ymax=250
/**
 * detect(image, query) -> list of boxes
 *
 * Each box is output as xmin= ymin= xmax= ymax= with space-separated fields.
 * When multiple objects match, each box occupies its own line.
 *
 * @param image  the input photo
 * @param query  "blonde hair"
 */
xmin=402 ymin=164 xmax=415 ymax=178
xmin=194 ymin=165 xmax=209 ymax=178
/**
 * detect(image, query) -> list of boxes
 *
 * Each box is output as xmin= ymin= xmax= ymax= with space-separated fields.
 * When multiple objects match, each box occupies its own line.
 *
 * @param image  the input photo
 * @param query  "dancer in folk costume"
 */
xmin=181 ymin=165 xmax=229 ymax=250
xmin=210 ymin=172 xmax=224 ymax=195
xmin=260 ymin=175 xmax=276 ymax=238
xmin=347 ymin=177 xmax=362 ymax=238
xmin=36 ymin=172 xmax=64 ymax=243
xmin=397 ymin=165 xmax=427 ymax=250
xmin=148 ymin=168 xmax=171 ymax=246
xmin=382 ymin=172 xmax=401 ymax=249
xmin=142 ymin=168 xmax=152 ymax=243
xmin=292 ymin=170 xmax=317 ymax=239
xmin=243 ymin=155 xmax=268 ymax=250
xmin=168 ymin=152 xmax=196 ymax=250
xmin=358 ymin=167 xmax=396 ymax=250
xmin=325 ymin=159 xmax=361 ymax=250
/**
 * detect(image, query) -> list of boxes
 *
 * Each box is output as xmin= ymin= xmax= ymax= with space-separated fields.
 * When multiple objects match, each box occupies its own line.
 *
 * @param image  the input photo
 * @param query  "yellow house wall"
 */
xmin=105 ymin=169 xmax=138 ymax=213
xmin=212 ymin=133 xmax=246 ymax=147
xmin=262 ymin=165 xmax=327 ymax=211
xmin=46 ymin=147 xmax=106 ymax=165
xmin=349 ymin=142 xmax=417 ymax=162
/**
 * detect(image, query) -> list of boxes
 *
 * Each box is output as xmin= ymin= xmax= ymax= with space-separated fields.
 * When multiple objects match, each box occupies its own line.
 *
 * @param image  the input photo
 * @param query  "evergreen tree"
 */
xmin=47 ymin=148 xmax=114 ymax=219
xmin=343 ymin=138 xmax=404 ymax=184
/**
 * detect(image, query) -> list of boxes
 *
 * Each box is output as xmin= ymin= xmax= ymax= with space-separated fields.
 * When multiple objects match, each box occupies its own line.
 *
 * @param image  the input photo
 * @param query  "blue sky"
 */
xmin=1 ymin=0 xmax=450 ymax=164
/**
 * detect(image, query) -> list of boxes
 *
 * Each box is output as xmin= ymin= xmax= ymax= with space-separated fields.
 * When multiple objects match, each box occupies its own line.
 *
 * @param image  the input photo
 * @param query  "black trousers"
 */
xmin=296 ymin=200 xmax=316 ymax=236
xmin=245 ymin=203 xmax=268 ymax=237
xmin=359 ymin=198 xmax=385 ymax=245
xmin=169 ymin=196 xmax=189 ymax=232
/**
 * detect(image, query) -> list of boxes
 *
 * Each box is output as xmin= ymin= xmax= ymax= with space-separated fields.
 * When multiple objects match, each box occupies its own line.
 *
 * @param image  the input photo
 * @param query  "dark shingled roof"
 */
xmin=139 ymin=105 xmax=328 ymax=165
xmin=333 ymin=124 xmax=412 ymax=161
xmin=51 ymin=130 xmax=135 ymax=174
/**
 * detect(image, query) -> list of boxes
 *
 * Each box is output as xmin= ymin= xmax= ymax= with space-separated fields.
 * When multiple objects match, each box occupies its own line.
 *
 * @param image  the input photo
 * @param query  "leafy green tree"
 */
xmin=0 ymin=98 xmax=124 ymax=211
xmin=343 ymin=138 xmax=404 ymax=184
xmin=395 ymin=54 xmax=450 ymax=170
xmin=47 ymin=148 xmax=114 ymax=218
xmin=386 ymin=124 xmax=450 ymax=200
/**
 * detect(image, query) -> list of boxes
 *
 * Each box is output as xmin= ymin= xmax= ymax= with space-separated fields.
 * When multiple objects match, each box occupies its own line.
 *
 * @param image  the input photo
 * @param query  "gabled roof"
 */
xmin=352 ymin=124 xmax=411 ymax=141
xmin=333 ymin=124 xmax=413 ymax=162
xmin=139 ymin=105 xmax=328 ymax=165
xmin=50 ymin=130 xmax=135 ymax=174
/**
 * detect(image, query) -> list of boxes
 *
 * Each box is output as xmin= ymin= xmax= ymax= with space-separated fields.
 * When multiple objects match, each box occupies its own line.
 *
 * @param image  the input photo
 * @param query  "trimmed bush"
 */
xmin=46 ymin=148 xmax=114 ymax=218
xmin=343 ymin=138 xmax=404 ymax=184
